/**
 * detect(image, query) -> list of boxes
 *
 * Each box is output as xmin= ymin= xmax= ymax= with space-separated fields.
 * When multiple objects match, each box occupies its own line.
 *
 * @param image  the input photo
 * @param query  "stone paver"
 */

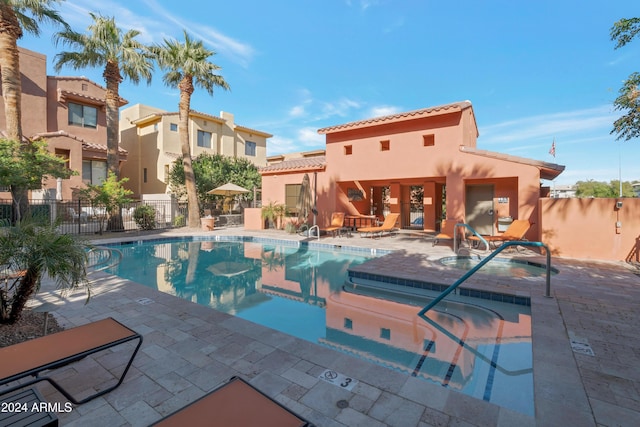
xmin=6 ymin=227 xmax=638 ymax=426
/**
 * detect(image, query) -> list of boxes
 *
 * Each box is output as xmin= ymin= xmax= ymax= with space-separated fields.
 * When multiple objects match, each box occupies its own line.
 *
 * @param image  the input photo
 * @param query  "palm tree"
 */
xmin=0 ymin=0 xmax=69 ymax=221
xmin=0 ymin=218 xmax=89 ymax=324
xmin=53 ymin=13 xmax=153 ymax=177
xmin=151 ymin=30 xmax=230 ymax=228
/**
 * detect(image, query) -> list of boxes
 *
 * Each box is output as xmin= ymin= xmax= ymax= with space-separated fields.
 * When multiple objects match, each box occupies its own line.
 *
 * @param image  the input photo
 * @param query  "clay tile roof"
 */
xmin=318 ymin=101 xmax=473 ymax=134
xmin=459 ymin=146 xmax=565 ymax=180
xmin=260 ymin=156 xmax=326 ymax=174
xmin=33 ymin=130 xmax=128 ymax=155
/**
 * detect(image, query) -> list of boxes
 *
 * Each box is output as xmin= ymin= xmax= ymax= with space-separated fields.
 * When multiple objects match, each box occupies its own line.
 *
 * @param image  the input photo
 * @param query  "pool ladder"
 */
xmin=418 ymin=240 xmax=552 ymax=317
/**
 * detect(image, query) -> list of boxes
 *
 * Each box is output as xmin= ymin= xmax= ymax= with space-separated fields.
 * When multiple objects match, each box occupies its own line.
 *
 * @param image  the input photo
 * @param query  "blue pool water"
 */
xmin=106 ymin=237 xmax=533 ymax=416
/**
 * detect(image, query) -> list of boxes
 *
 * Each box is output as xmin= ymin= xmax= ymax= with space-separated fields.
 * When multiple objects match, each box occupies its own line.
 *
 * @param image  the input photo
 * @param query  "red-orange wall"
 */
xmin=540 ymin=198 xmax=640 ymax=261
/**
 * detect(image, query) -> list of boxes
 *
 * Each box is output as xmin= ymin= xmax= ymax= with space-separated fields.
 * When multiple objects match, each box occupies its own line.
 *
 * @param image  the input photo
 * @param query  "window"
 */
xmin=68 ymin=102 xmax=97 ymax=128
xmin=197 ymin=130 xmax=212 ymax=148
xmin=170 ymin=123 xmax=178 ymax=132
xmin=423 ymin=134 xmax=435 ymax=146
xmin=380 ymin=328 xmax=391 ymax=340
xmin=55 ymin=149 xmax=70 ymax=170
xmin=81 ymin=83 xmax=88 ymax=91
xmin=344 ymin=318 xmax=353 ymax=329
xmin=344 ymin=145 xmax=352 ymax=155
xmin=82 ymin=160 xmax=107 ymax=185
xmin=143 ymin=168 xmax=148 ymax=183
xmin=380 ymin=140 xmax=390 ymax=151
xmin=245 ymin=141 xmax=257 ymax=156
xmin=285 ymin=184 xmax=302 ymax=215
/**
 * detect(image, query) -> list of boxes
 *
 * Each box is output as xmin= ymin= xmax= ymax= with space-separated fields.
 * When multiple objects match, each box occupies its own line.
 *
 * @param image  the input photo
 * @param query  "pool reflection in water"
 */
xmin=107 ymin=239 xmax=533 ymax=416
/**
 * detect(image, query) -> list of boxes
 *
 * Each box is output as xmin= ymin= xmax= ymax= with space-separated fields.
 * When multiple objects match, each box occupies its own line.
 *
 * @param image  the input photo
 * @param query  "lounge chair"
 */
xmin=320 ymin=212 xmax=345 ymax=237
xmin=468 ymin=219 xmax=531 ymax=250
xmin=433 ymin=219 xmax=458 ymax=246
xmin=0 ymin=317 xmax=142 ymax=404
xmin=67 ymin=207 xmax=88 ymax=223
xmin=151 ymin=376 xmax=312 ymax=427
xmin=357 ymin=213 xmax=400 ymax=238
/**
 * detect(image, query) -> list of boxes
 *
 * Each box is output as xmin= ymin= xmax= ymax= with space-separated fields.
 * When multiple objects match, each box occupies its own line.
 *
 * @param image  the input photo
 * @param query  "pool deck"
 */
xmin=16 ymin=227 xmax=640 ymax=426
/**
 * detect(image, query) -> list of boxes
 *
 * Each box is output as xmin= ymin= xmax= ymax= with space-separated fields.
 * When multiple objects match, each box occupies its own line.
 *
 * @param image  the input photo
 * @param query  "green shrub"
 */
xmin=133 ymin=205 xmax=156 ymax=230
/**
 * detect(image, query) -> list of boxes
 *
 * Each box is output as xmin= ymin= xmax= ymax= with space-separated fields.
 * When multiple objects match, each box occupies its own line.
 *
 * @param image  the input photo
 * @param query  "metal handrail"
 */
xmin=418 ymin=241 xmax=552 ymax=317
xmin=308 ymin=225 xmax=320 ymax=241
xmin=453 ymin=223 xmax=489 ymax=253
xmin=86 ymin=246 xmax=123 ymax=274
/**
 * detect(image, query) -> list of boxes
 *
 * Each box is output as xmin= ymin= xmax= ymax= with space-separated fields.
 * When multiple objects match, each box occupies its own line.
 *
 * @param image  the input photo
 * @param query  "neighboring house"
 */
xmin=550 ymin=184 xmax=576 ymax=198
xmin=120 ymin=104 xmax=271 ymax=198
xmin=0 ymin=47 xmax=127 ymax=201
xmin=259 ymin=101 xmax=565 ymax=240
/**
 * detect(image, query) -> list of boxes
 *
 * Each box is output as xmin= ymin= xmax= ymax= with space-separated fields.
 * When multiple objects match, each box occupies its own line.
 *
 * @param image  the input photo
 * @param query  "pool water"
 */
xmin=106 ymin=238 xmax=533 ymax=416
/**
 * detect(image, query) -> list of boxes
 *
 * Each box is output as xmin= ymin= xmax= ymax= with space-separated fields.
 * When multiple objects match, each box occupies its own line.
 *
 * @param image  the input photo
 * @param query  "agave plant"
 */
xmin=0 ymin=218 xmax=90 ymax=324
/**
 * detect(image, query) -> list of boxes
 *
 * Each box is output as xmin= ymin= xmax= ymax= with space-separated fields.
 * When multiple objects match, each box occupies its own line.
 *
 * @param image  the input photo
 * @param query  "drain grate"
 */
xmin=135 ymin=297 xmax=154 ymax=305
xmin=569 ymin=331 xmax=595 ymax=356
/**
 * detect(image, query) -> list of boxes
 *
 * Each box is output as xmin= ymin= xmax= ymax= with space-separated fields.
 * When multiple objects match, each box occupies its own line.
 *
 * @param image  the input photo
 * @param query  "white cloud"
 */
xmin=138 ymin=0 xmax=255 ymax=66
xmin=318 ymin=98 xmax=361 ymax=120
xmin=368 ymin=105 xmax=402 ymax=118
xmin=297 ymin=127 xmax=324 ymax=146
xmin=289 ymin=105 xmax=306 ymax=117
xmin=266 ymin=136 xmax=296 ymax=156
xmin=479 ymin=105 xmax=617 ymax=146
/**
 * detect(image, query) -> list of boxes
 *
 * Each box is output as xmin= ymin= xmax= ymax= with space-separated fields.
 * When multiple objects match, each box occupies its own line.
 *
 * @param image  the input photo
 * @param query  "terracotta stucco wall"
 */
xmin=0 ymin=48 xmax=47 ymax=137
xmin=540 ymin=198 xmax=640 ymax=261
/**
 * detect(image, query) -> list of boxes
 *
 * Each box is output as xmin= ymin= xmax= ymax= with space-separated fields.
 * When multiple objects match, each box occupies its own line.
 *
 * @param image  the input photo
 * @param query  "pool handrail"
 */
xmin=86 ymin=246 xmax=123 ymax=274
xmin=418 ymin=241 xmax=552 ymax=317
xmin=453 ymin=223 xmax=489 ymax=253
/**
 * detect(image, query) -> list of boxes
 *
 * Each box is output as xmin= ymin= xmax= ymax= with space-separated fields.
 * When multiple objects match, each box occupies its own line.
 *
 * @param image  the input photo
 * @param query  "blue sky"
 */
xmin=19 ymin=0 xmax=640 ymax=185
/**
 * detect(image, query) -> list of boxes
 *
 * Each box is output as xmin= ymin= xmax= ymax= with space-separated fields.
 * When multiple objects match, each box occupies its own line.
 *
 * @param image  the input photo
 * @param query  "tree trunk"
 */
xmin=104 ymin=60 xmax=122 ymax=178
xmin=3 ymin=268 xmax=39 ymax=325
xmin=0 ymin=6 xmax=27 ymax=222
xmin=179 ymin=76 xmax=201 ymax=228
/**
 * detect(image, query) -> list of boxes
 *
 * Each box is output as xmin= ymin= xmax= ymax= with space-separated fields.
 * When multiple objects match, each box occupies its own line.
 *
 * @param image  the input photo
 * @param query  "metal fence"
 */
xmin=0 ymin=199 xmax=188 ymax=235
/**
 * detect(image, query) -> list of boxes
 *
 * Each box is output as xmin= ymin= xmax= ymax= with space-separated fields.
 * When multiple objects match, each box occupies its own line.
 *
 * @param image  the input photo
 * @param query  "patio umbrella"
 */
xmin=296 ymin=174 xmax=313 ymax=225
xmin=207 ymin=182 xmax=250 ymax=213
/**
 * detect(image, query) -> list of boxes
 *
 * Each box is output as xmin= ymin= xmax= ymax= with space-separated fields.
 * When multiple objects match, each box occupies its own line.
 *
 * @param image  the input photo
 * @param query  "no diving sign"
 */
xmin=319 ymin=369 xmax=358 ymax=391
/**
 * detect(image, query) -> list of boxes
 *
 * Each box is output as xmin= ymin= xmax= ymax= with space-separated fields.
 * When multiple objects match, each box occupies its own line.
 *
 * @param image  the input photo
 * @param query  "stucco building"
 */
xmin=258 ymin=101 xmax=565 ymax=240
xmin=0 ymin=47 xmax=126 ymax=200
xmin=119 ymin=104 xmax=271 ymax=198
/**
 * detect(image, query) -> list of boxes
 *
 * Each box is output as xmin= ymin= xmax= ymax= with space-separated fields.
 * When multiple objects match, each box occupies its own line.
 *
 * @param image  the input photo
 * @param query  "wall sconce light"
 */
xmin=616 ymin=201 xmax=623 ymax=209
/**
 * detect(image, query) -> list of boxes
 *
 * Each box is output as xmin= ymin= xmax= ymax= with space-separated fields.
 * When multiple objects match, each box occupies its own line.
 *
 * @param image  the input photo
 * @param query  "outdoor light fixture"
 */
xmin=616 ymin=201 xmax=623 ymax=209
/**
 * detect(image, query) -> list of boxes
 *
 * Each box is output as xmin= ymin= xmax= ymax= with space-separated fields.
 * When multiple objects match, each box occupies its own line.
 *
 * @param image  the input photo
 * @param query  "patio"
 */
xmin=9 ymin=227 xmax=640 ymax=426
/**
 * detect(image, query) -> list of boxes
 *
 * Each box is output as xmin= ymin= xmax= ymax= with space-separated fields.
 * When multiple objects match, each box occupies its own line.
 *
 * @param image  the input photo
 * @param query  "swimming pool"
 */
xmin=105 ymin=237 xmax=533 ymax=416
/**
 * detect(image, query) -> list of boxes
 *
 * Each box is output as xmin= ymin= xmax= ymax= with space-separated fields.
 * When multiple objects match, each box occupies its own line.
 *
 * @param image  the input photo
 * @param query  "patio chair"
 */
xmin=320 ymin=212 xmax=346 ymax=237
xmin=67 ymin=207 xmax=88 ymax=223
xmin=468 ymin=219 xmax=531 ymax=250
xmin=357 ymin=212 xmax=400 ymax=238
xmin=433 ymin=219 xmax=458 ymax=246
xmin=0 ymin=317 xmax=142 ymax=405
xmin=151 ymin=376 xmax=312 ymax=427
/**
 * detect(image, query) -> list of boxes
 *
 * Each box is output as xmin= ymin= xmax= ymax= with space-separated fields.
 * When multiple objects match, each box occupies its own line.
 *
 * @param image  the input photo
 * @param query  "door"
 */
xmin=465 ymin=184 xmax=494 ymax=235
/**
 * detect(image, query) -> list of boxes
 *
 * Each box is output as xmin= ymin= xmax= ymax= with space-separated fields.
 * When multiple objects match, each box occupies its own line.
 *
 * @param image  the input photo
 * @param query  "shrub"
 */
xmin=133 ymin=205 xmax=156 ymax=230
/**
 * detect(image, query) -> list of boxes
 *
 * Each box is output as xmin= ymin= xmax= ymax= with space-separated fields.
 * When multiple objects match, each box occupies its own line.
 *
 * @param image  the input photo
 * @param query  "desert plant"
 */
xmin=0 ymin=219 xmax=90 ymax=324
xmin=133 ymin=205 xmax=157 ymax=230
xmin=261 ymin=202 xmax=284 ymax=229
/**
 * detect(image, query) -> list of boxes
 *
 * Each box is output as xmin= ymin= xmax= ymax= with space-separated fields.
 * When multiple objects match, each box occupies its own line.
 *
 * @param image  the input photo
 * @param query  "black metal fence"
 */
xmin=0 ymin=199 xmax=188 ymax=235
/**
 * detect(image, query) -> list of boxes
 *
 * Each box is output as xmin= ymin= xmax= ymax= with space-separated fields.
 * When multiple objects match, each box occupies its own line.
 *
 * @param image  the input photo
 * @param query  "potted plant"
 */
xmin=273 ymin=204 xmax=287 ymax=230
xmin=261 ymin=202 xmax=286 ymax=229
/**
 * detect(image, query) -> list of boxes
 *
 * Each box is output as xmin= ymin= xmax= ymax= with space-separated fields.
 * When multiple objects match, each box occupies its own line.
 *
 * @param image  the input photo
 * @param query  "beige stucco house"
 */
xmin=119 ymin=104 xmax=271 ymax=198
